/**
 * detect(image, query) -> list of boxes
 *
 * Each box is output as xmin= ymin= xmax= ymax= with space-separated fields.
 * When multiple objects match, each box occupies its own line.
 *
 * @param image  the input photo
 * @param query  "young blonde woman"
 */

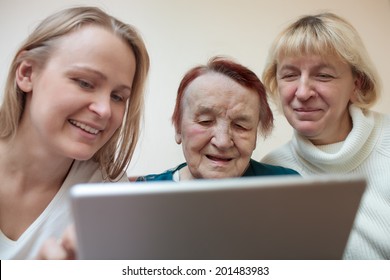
xmin=0 ymin=6 xmax=149 ymax=259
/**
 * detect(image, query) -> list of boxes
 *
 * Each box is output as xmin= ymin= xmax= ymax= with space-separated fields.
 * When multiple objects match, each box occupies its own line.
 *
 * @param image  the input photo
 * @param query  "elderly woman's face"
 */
xmin=175 ymin=72 xmax=261 ymax=180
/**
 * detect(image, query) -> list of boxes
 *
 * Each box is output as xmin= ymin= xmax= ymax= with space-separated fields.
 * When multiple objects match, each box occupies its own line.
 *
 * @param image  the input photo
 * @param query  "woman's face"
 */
xmin=18 ymin=25 xmax=136 ymax=160
xmin=276 ymin=54 xmax=358 ymax=145
xmin=176 ymin=72 xmax=261 ymax=180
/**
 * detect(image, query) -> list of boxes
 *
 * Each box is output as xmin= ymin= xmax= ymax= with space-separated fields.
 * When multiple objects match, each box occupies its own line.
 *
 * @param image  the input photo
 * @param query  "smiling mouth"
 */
xmin=69 ymin=119 xmax=100 ymax=135
xmin=206 ymin=155 xmax=233 ymax=162
xmin=295 ymin=108 xmax=320 ymax=112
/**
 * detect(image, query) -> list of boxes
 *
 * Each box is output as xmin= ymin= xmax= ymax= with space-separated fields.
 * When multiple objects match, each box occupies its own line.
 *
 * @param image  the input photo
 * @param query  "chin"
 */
xmin=203 ymin=172 xmax=236 ymax=179
xmin=296 ymin=131 xmax=321 ymax=142
xmin=294 ymin=124 xmax=320 ymax=137
xmin=68 ymin=151 xmax=95 ymax=161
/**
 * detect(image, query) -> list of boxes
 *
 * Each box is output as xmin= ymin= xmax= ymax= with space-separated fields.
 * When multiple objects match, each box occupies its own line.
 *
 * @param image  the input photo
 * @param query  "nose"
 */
xmin=210 ymin=123 xmax=234 ymax=150
xmin=89 ymin=93 xmax=112 ymax=119
xmin=295 ymin=77 xmax=316 ymax=101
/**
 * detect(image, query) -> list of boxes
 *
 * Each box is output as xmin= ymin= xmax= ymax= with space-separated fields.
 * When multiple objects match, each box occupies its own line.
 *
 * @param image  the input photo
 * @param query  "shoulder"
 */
xmin=375 ymin=110 xmax=390 ymax=127
xmin=373 ymin=111 xmax=390 ymax=156
xmin=261 ymin=142 xmax=296 ymax=166
xmin=136 ymin=163 xmax=187 ymax=181
xmin=245 ymin=159 xmax=300 ymax=176
xmin=71 ymin=159 xmax=100 ymax=174
xmin=69 ymin=160 xmax=130 ymax=183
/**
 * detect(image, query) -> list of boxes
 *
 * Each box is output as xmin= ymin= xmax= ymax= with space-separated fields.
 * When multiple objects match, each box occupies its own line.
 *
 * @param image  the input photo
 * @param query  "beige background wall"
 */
xmin=1 ymin=0 xmax=389 ymax=176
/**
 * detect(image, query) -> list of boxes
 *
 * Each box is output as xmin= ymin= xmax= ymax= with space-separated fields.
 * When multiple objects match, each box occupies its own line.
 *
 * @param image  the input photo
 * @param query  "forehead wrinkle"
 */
xmin=183 ymin=73 xmax=259 ymax=122
xmin=194 ymin=104 xmax=222 ymax=115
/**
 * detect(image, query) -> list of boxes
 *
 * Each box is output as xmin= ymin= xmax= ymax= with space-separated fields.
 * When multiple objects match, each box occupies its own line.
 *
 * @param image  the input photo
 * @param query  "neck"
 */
xmin=310 ymin=111 xmax=353 ymax=145
xmin=178 ymin=166 xmax=195 ymax=181
xmin=0 ymin=137 xmax=74 ymax=191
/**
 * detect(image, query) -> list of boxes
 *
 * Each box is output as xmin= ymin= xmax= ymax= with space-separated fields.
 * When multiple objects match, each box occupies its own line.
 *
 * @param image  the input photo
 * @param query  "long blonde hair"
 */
xmin=0 ymin=6 xmax=150 ymax=180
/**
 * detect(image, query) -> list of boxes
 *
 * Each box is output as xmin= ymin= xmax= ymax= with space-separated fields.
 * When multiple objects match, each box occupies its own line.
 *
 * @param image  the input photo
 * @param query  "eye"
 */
xmin=198 ymin=120 xmax=212 ymax=126
xmin=75 ymin=79 xmax=94 ymax=90
xmin=111 ymin=92 xmax=125 ymax=102
xmin=278 ymin=72 xmax=299 ymax=81
xmin=316 ymin=73 xmax=334 ymax=82
xmin=197 ymin=118 xmax=214 ymax=126
xmin=234 ymin=123 xmax=248 ymax=131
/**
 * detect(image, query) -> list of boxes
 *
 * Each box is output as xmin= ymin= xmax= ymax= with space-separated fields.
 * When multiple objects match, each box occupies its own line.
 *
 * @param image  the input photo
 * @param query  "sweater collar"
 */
xmin=292 ymin=104 xmax=377 ymax=172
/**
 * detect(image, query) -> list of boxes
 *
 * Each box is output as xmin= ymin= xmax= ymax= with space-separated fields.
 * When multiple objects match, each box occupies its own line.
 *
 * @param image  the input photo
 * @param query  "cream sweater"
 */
xmin=262 ymin=105 xmax=390 ymax=259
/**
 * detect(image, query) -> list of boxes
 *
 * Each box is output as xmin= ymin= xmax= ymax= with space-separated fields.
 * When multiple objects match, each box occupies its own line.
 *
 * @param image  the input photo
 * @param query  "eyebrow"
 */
xmin=66 ymin=65 xmax=132 ymax=92
xmin=195 ymin=106 xmax=216 ymax=115
xmin=234 ymin=114 xmax=254 ymax=123
xmin=278 ymin=62 xmax=337 ymax=72
xmin=195 ymin=105 xmax=255 ymax=123
xmin=67 ymin=65 xmax=107 ymax=79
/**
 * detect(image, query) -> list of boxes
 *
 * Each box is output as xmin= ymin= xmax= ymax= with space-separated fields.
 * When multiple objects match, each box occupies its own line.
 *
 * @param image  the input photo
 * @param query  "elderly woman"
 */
xmin=138 ymin=56 xmax=298 ymax=181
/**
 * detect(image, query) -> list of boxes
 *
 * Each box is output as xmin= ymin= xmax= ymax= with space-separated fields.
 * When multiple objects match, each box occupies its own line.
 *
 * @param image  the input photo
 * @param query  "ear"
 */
xmin=251 ymin=132 xmax=257 ymax=151
xmin=175 ymin=129 xmax=182 ymax=144
xmin=351 ymin=73 xmax=363 ymax=103
xmin=15 ymin=60 xmax=34 ymax=93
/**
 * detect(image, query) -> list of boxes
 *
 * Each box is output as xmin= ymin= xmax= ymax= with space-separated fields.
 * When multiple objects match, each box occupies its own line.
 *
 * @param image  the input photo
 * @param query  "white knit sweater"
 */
xmin=262 ymin=105 xmax=390 ymax=259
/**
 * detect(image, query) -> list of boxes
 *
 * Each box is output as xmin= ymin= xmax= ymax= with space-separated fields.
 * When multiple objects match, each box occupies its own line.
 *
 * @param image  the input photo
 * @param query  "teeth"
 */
xmin=69 ymin=120 xmax=100 ymax=135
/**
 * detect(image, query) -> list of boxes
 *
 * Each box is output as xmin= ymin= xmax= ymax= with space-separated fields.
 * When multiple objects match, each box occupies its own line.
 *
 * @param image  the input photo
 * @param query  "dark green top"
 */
xmin=137 ymin=159 xmax=299 ymax=181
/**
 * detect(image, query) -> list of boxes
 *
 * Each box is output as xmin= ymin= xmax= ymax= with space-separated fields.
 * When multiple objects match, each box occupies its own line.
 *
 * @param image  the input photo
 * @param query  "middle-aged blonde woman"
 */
xmin=261 ymin=12 xmax=390 ymax=259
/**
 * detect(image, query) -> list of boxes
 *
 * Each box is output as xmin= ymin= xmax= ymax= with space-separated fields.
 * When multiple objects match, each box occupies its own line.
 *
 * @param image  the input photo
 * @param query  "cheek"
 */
xmin=182 ymin=122 xmax=206 ymax=138
xmin=116 ymin=106 xmax=127 ymax=120
xmin=278 ymin=83 xmax=295 ymax=101
xmin=182 ymin=125 xmax=210 ymax=148
xmin=236 ymin=134 xmax=257 ymax=155
xmin=278 ymin=85 xmax=295 ymax=104
xmin=110 ymin=106 xmax=127 ymax=132
xmin=186 ymin=126 xmax=204 ymax=137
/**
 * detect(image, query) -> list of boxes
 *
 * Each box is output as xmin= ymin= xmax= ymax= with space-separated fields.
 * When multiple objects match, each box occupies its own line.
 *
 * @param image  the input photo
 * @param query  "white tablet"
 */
xmin=70 ymin=174 xmax=366 ymax=259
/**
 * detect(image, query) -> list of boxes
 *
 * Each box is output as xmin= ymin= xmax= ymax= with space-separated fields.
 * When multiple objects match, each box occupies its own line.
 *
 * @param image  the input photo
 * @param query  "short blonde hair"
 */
xmin=262 ymin=12 xmax=381 ymax=109
xmin=0 ymin=6 xmax=150 ymax=180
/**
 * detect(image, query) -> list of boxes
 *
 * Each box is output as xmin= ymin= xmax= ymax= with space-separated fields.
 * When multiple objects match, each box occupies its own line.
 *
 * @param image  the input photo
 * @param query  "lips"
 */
xmin=206 ymin=155 xmax=233 ymax=162
xmin=294 ymin=107 xmax=320 ymax=112
xmin=69 ymin=119 xmax=100 ymax=135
